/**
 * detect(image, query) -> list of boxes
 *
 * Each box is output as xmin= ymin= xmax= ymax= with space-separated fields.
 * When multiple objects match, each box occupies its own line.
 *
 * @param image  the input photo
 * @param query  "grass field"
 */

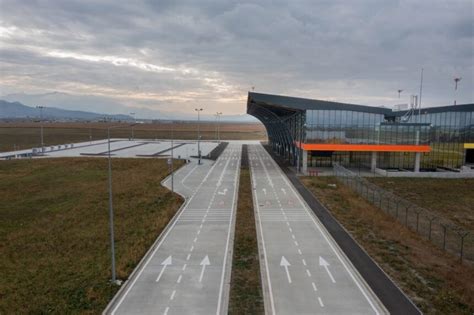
xmin=301 ymin=176 xmax=474 ymax=314
xmin=0 ymin=157 xmax=184 ymax=313
xmin=228 ymin=145 xmax=264 ymax=315
xmin=0 ymin=122 xmax=267 ymax=152
xmin=367 ymin=177 xmax=474 ymax=231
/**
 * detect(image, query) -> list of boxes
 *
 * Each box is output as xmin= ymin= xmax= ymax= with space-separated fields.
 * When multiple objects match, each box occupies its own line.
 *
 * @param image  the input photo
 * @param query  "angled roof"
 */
xmin=247 ymin=92 xmax=392 ymax=115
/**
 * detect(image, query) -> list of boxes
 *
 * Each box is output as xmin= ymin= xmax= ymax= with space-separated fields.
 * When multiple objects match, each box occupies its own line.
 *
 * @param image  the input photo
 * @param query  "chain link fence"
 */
xmin=333 ymin=163 xmax=473 ymax=263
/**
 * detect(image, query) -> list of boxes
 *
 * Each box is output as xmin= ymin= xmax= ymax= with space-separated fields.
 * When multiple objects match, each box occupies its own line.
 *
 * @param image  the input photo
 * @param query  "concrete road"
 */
xmin=249 ymin=144 xmax=388 ymax=315
xmin=105 ymin=144 xmax=241 ymax=315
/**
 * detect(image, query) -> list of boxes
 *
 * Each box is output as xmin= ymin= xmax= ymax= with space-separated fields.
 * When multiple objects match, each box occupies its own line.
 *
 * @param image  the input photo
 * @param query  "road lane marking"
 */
xmin=186 ymin=253 xmax=191 ymax=261
xmin=164 ymin=306 xmax=170 ymax=315
xmin=318 ymin=297 xmax=324 ymax=307
xmin=155 ymin=256 xmax=172 ymax=283
xmin=319 ymin=256 xmax=336 ymax=283
xmin=182 ymin=264 xmax=187 ymax=271
xmin=306 ymin=269 xmax=312 ymax=277
xmin=177 ymin=275 xmax=182 ymax=283
xmin=280 ymin=256 xmax=292 ymax=284
xmin=302 ymin=259 xmax=307 ymax=266
xmin=312 ymin=282 xmax=318 ymax=291
xmin=170 ymin=290 xmax=176 ymax=300
xmin=199 ymin=255 xmax=210 ymax=283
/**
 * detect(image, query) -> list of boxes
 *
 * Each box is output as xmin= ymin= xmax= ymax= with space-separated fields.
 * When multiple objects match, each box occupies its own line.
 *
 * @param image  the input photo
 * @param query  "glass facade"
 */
xmin=303 ymin=109 xmax=473 ymax=170
xmin=248 ymin=92 xmax=474 ymax=171
xmin=304 ymin=110 xmax=429 ymax=145
xmin=401 ymin=110 xmax=474 ymax=169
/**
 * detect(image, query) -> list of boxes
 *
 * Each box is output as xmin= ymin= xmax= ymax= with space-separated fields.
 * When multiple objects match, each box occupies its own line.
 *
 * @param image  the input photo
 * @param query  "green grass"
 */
xmin=301 ymin=176 xmax=474 ymax=314
xmin=367 ymin=177 xmax=474 ymax=231
xmin=0 ymin=157 xmax=184 ymax=314
xmin=228 ymin=146 xmax=264 ymax=315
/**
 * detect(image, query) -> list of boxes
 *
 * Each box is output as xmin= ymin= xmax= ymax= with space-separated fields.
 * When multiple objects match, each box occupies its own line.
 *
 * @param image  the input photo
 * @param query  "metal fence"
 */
xmin=333 ymin=163 xmax=473 ymax=263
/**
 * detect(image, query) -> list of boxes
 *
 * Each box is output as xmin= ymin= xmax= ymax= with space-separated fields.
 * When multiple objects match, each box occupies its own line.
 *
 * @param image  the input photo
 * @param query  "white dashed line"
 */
xmin=177 ymin=275 xmax=182 ymax=283
xmin=312 ymin=282 xmax=318 ymax=291
xmin=170 ymin=290 xmax=176 ymax=301
xmin=318 ymin=297 xmax=324 ymax=307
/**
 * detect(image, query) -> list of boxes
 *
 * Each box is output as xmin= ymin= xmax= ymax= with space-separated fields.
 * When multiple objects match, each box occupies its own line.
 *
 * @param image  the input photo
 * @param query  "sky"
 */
xmin=0 ymin=0 xmax=473 ymax=119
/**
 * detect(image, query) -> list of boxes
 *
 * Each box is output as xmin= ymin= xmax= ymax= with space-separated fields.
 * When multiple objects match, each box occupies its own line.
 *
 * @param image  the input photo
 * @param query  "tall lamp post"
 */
xmin=36 ymin=106 xmax=45 ymax=153
xmin=106 ymin=123 xmax=137 ymax=284
xmin=195 ymin=108 xmax=203 ymax=164
xmin=130 ymin=112 xmax=136 ymax=140
xmin=215 ymin=112 xmax=222 ymax=142
xmin=454 ymin=77 xmax=461 ymax=105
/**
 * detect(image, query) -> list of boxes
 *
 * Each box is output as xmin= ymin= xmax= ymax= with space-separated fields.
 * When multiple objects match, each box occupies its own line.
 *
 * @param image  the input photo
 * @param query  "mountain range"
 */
xmin=1 ymin=92 xmax=257 ymax=122
xmin=0 ymin=100 xmax=132 ymax=121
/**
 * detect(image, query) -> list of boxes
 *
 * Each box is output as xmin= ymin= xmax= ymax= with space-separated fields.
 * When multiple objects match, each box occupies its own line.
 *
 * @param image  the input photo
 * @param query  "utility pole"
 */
xmin=195 ymin=108 xmax=203 ymax=164
xmin=36 ymin=106 xmax=45 ymax=153
xmin=454 ymin=77 xmax=461 ymax=105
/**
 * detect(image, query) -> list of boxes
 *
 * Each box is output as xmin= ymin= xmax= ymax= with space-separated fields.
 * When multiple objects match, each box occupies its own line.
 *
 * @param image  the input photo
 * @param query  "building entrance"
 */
xmin=466 ymin=149 xmax=474 ymax=164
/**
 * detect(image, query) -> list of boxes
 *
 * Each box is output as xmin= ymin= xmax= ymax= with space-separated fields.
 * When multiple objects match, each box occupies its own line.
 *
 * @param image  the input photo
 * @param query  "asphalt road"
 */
xmin=105 ymin=144 xmax=241 ymax=315
xmin=249 ymin=144 xmax=388 ymax=315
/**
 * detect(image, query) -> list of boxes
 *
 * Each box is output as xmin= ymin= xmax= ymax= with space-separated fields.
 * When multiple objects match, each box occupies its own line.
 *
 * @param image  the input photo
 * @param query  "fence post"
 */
xmin=457 ymin=231 xmax=469 ymax=263
xmin=441 ymin=224 xmax=447 ymax=250
xmin=415 ymin=210 xmax=421 ymax=232
xmin=405 ymin=206 xmax=410 ymax=227
xmin=427 ymin=216 xmax=436 ymax=240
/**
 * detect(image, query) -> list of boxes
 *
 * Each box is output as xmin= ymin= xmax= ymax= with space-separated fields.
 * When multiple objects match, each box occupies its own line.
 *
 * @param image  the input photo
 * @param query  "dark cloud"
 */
xmin=0 ymin=0 xmax=472 ymax=116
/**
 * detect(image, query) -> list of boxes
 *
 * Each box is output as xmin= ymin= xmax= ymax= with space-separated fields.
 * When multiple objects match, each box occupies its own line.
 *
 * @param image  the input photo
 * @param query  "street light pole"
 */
xmin=107 ymin=127 xmax=116 ymax=283
xmin=170 ymin=123 xmax=174 ymax=193
xmin=195 ymin=108 xmax=203 ymax=164
xmin=130 ymin=112 xmax=136 ymax=140
xmin=36 ymin=106 xmax=45 ymax=153
xmin=454 ymin=77 xmax=461 ymax=105
xmin=105 ymin=123 xmax=136 ymax=285
xmin=216 ymin=112 xmax=222 ymax=142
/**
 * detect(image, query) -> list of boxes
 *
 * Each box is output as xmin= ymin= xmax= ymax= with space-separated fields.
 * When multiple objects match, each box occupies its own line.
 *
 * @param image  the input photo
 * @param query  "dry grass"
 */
xmin=367 ymin=177 xmax=474 ymax=231
xmin=0 ymin=122 xmax=267 ymax=152
xmin=0 ymin=157 xmax=183 ymax=314
xmin=301 ymin=176 xmax=474 ymax=315
xmin=228 ymin=146 xmax=264 ymax=315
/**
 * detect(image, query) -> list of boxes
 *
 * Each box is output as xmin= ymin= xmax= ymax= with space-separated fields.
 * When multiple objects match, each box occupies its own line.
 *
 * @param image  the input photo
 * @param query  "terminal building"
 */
xmin=247 ymin=92 xmax=474 ymax=173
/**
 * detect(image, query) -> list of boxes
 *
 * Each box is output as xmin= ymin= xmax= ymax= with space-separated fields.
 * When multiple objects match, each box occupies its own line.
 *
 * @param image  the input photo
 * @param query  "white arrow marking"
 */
xmin=262 ymin=188 xmax=267 ymax=195
xmin=280 ymin=256 xmax=292 ymax=283
xmin=199 ymin=255 xmax=210 ymax=282
xmin=155 ymin=256 xmax=172 ymax=282
xmin=319 ymin=256 xmax=336 ymax=283
xmin=281 ymin=188 xmax=287 ymax=195
xmin=218 ymin=188 xmax=228 ymax=195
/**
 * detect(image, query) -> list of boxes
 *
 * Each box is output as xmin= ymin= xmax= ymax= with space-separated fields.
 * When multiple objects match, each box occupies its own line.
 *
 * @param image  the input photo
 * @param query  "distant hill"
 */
xmin=0 ymin=100 xmax=132 ymax=121
xmin=2 ymin=92 xmax=259 ymax=122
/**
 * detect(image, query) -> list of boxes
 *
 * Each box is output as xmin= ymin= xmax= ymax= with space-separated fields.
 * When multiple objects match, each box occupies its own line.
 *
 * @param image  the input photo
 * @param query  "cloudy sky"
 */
xmin=0 ymin=0 xmax=472 ymax=118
